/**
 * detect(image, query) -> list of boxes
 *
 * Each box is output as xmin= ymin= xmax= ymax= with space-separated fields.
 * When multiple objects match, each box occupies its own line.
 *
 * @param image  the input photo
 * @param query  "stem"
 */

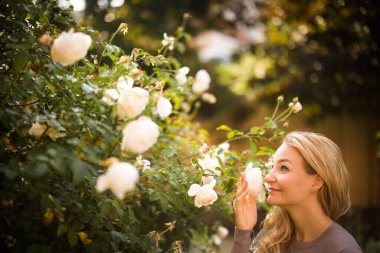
xmin=98 ymin=26 xmax=122 ymax=65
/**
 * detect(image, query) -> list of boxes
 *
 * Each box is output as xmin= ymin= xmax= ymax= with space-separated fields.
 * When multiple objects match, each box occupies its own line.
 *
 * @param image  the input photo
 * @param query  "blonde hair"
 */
xmin=254 ymin=131 xmax=351 ymax=253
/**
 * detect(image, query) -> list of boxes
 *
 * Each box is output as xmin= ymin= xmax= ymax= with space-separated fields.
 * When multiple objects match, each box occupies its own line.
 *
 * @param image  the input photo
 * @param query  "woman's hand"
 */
xmin=233 ymin=172 xmax=258 ymax=230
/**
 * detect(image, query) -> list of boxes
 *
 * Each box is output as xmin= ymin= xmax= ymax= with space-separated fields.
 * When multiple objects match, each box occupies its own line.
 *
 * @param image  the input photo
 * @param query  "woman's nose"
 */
xmin=264 ymin=169 xmax=276 ymax=183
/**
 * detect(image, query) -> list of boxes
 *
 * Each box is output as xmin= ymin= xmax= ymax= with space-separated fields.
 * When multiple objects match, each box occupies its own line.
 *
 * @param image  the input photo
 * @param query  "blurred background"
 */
xmin=58 ymin=0 xmax=380 ymax=251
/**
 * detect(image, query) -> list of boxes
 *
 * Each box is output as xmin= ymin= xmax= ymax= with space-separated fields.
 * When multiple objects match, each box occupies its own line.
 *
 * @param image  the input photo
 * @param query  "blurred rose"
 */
xmin=29 ymin=122 xmax=47 ymax=138
xmin=197 ymin=154 xmax=221 ymax=176
xmin=95 ymin=161 xmax=139 ymax=199
xmin=47 ymin=129 xmax=66 ymax=141
xmin=51 ymin=30 xmax=92 ymax=66
xmin=292 ymin=102 xmax=302 ymax=113
xmin=192 ymin=69 xmax=211 ymax=94
xmin=245 ymin=162 xmax=264 ymax=199
xmin=38 ymin=34 xmax=52 ymax=45
xmin=156 ymin=96 xmax=172 ymax=119
xmin=188 ymin=179 xmax=218 ymax=207
xmin=121 ymin=116 xmax=160 ymax=153
xmin=101 ymin=89 xmax=119 ymax=106
xmin=217 ymin=226 xmax=229 ymax=238
xmin=117 ymin=87 xmax=149 ymax=118
xmin=162 ymin=33 xmax=175 ymax=51
xmin=215 ymin=142 xmax=230 ymax=164
xmin=29 ymin=122 xmax=66 ymax=141
xmin=134 ymin=155 xmax=151 ymax=171
xmin=212 ymin=234 xmax=222 ymax=245
xmin=175 ymin=67 xmax=189 ymax=85
xmin=116 ymin=76 xmax=134 ymax=93
xmin=201 ymin=175 xmax=214 ymax=184
xmin=201 ymin=92 xmax=217 ymax=104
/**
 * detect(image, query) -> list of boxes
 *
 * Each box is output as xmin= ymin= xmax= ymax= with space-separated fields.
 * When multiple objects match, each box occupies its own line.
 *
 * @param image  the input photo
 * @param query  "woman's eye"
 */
xmin=280 ymin=165 xmax=289 ymax=171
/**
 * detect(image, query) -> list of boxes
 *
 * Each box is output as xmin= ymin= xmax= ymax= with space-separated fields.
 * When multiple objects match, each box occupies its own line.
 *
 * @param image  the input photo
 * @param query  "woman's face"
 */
xmin=264 ymin=143 xmax=320 ymax=208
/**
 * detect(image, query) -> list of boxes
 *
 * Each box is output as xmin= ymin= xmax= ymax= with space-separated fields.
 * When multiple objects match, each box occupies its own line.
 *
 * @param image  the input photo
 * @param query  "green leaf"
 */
xmin=57 ymin=223 xmax=70 ymax=237
xmin=13 ymin=51 xmax=29 ymax=75
xmin=227 ymin=131 xmax=235 ymax=139
xmin=26 ymin=244 xmax=51 ymax=253
xmin=67 ymin=228 xmax=78 ymax=247
xmin=27 ymin=162 xmax=49 ymax=177
xmin=216 ymin=125 xmax=232 ymax=131
xmin=105 ymin=44 xmax=115 ymax=54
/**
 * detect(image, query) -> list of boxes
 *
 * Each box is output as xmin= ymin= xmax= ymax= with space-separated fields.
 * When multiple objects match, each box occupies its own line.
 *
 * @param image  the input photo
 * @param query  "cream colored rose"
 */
xmin=29 ymin=122 xmax=66 ymax=141
xmin=29 ymin=122 xmax=46 ymax=138
xmin=217 ymin=226 xmax=229 ymax=239
xmin=188 ymin=179 xmax=218 ymax=207
xmin=175 ymin=67 xmax=189 ymax=85
xmin=95 ymin=161 xmax=139 ymax=199
xmin=121 ymin=116 xmax=160 ymax=153
xmin=116 ymin=76 xmax=134 ymax=93
xmin=117 ymin=87 xmax=149 ymax=118
xmin=192 ymin=69 xmax=211 ymax=94
xmin=201 ymin=92 xmax=217 ymax=104
xmin=101 ymin=89 xmax=119 ymax=106
xmin=197 ymin=154 xmax=221 ymax=176
xmin=51 ymin=31 xmax=92 ymax=66
xmin=156 ymin=96 xmax=172 ymax=119
xmin=162 ymin=33 xmax=175 ymax=51
xmin=245 ymin=162 xmax=264 ymax=199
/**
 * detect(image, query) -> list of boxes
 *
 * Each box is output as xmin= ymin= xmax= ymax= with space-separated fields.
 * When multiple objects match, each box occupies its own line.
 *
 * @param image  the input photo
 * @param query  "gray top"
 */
xmin=231 ymin=223 xmax=362 ymax=253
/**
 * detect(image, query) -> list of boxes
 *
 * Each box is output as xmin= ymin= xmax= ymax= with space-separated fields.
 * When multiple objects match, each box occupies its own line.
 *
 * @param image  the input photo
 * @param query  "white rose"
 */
xmin=187 ymin=179 xmax=218 ymax=207
xmin=116 ymin=76 xmax=134 ymax=93
xmin=245 ymin=162 xmax=264 ymax=199
xmin=197 ymin=154 xmax=221 ymax=176
xmin=212 ymin=235 xmax=222 ymax=245
xmin=95 ymin=162 xmax=139 ymax=199
xmin=201 ymin=175 xmax=214 ymax=184
xmin=162 ymin=33 xmax=175 ymax=51
xmin=175 ymin=67 xmax=190 ymax=85
xmin=156 ymin=96 xmax=172 ymax=119
xmin=192 ymin=69 xmax=211 ymax=94
xmin=201 ymin=92 xmax=217 ymax=104
xmin=292 ymin=102 xmax=302 ymax=113
xmin=215 ymin=142 xmax=230 ymax=164
xmin=117 ymin=87 xmax=149 ymax=118
xmin=134 ymin=155 xmax=151 ymax=172
xmin=101 ymin=89 xmax=119 ymax=106
xmin=121 ymin=116 xmax=160 ymax=153
xmin=29 ymin=122 xmax=47 ymax=138
xmin=217 ymin=226 xmax=229 ymax=239
xmin=51 ymin=30 xmax=92 ymax=66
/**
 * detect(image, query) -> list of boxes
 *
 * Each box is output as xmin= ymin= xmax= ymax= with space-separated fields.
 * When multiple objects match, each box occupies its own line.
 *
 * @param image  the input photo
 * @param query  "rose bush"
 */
xmin=0 ymin=1 xmax=301 ymax=252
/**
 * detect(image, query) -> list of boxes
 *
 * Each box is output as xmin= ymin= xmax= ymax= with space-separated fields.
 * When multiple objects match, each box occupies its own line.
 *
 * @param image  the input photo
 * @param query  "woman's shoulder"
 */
xmin=320 ymin=223 xmax=362 ymax=252
xmin=327 ymin=223 xmax=358 ymax=242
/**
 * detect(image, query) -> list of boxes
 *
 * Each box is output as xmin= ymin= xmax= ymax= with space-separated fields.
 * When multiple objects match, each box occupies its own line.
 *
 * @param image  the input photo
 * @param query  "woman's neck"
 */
xmin=286 ymin=200 xmax=333 ymax=242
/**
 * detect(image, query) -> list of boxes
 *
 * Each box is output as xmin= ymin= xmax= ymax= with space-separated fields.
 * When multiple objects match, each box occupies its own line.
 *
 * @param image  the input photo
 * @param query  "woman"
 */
xmin=231 ymin=131 xmax=362 ymax=253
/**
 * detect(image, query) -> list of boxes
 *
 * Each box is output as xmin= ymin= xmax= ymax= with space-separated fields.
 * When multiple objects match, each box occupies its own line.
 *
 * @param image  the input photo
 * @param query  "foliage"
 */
xmin=213 ymin=0 xmax=380 ymax=121
xmin=0 ymin=0 xmax=298 ymax=252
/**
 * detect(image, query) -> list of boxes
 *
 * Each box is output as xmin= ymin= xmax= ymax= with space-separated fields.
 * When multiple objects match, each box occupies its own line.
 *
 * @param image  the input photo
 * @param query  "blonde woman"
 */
xmin=231 ymin=131 xmax=362 ymax=253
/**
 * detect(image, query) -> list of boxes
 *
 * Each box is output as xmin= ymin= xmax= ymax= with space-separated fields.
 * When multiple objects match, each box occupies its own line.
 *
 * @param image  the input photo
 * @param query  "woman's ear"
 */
xmin=311 ymin=175 xmax=324 ymax=191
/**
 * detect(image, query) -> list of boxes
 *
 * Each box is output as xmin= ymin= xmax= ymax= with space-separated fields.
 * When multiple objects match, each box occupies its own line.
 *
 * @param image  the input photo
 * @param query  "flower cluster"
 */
xmin=188 ymin=142 xmax=230 ymax=207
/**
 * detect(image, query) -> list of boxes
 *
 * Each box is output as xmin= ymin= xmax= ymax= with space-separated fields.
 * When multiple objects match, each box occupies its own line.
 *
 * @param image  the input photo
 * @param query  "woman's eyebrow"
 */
xmin=276 ymin=159 xmax=293 ymax=165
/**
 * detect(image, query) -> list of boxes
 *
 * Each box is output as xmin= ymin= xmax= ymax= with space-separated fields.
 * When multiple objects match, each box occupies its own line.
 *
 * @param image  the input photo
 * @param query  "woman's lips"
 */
xmin=268 ymin=187 xmax=281 ymax=193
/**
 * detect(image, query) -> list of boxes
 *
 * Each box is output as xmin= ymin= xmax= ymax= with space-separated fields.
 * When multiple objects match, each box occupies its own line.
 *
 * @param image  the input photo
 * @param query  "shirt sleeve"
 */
xmin=338 ymin=246 xmax=363 ymax=253
xmin=230 ymin=227 xmax=254 ymax=253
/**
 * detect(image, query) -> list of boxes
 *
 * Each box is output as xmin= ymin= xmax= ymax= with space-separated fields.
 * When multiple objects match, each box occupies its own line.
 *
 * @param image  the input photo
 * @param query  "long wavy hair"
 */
xmin=253 ymin=131 xmax=351 ymax=253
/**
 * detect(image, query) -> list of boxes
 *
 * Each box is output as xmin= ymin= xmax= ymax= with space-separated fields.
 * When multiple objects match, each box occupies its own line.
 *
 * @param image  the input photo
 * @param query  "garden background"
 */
xmin=1 ymin=0 xmax=379 ymax=252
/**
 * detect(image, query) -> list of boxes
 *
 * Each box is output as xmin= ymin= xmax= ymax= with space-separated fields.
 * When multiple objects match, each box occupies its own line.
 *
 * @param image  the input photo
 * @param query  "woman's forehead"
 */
xmin=273 ymin=144 xmax=302 ymax=161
